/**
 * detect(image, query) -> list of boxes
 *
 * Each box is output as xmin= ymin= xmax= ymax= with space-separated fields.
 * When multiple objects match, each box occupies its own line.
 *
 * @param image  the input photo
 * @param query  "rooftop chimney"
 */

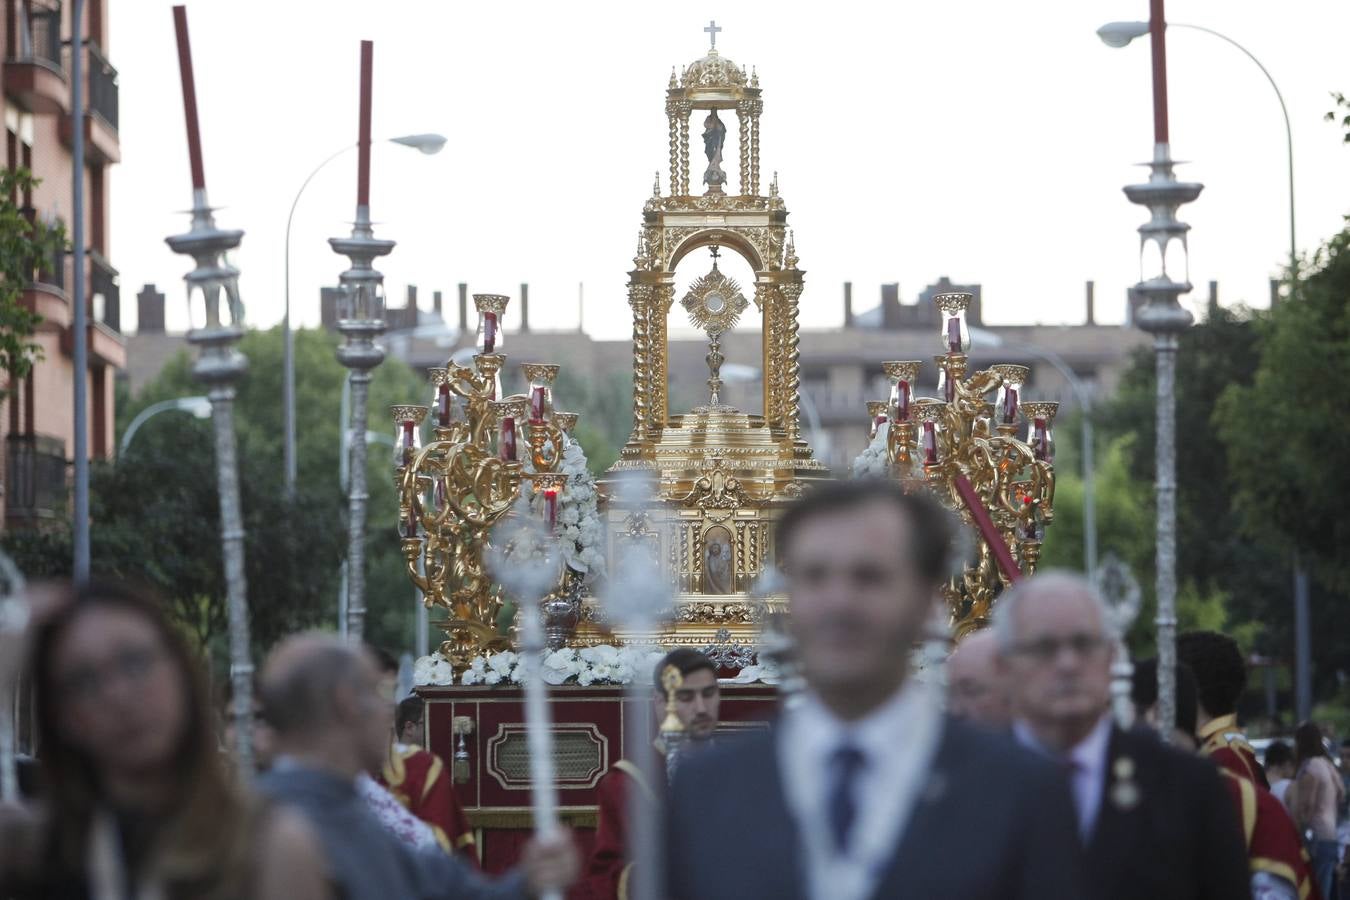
xmin=136 ymin=284 xmax=166 ymax=334
xmin=1208 ymin=281 xmax=1219 ymax=320
xmin=1269 ymin=277 xmax=1281 ymax=310
xmin=432 ymin=290 xmax=443 ymax=319
xmin=881 ymin=283 xmax=901 ymax=330
xmin=406 ymin=284 xmax=418 ymax=330
xmin=844 ymin=281 xmax=854 ymax=328
xmin=458 ymin=283 xmax=468 ymax=332
xmin=519 ymin=283 xmax=530 ymax=333
xmin=1085 ymin=280 xmax=1096 ymax=326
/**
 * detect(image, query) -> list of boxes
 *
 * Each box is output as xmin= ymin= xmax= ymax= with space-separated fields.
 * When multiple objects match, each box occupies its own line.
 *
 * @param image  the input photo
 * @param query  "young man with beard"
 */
xmin=570 ymin=648 xmax=720 ymax=900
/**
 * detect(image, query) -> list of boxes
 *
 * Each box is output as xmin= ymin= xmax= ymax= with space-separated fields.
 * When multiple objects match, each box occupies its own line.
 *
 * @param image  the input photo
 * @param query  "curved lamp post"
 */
xmin=1097 ymin=21 xmax=1296 ymax=286
xmin=119 ymin=396 xmax=212 ymax=455
xmin=282 ymin=132 xmax=446 ymax=492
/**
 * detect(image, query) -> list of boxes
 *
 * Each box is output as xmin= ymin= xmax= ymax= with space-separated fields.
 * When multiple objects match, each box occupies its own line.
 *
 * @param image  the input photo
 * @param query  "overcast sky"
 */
xmin=110 ymin=0 xmax=1350 ymax=341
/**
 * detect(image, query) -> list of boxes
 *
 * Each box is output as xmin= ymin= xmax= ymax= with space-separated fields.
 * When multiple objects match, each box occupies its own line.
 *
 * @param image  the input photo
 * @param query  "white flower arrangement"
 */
xmin=414 ymin=645 xmax=675 ymax=687
xmin=522 ymin=437 xmax=606 ymax=581
xmin=851 ymin=422 xmax=890 ymax=478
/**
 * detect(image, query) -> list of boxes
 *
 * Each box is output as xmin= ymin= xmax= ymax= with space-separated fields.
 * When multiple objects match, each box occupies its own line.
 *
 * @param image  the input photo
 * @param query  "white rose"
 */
xmin=461 ymin=668 xmax=482 ymax=686
xmin=577 ymin=669 xmax=595 ymax=686
xmin=470 ymin=656 xmax=487 ymax=674
xmin=484 ymin=670 xmax=502 ymax=685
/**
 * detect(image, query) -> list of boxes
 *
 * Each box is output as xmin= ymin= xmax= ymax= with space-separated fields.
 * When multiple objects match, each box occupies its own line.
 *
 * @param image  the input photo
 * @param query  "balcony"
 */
xmin=3 ymin=0 xmax=69 ymax=114
xmin=89 ymin=249 xmax=119 ymax=333
xmin=57 ymin=42 xmax=119 ymax=163
xmin=5 ymin=433 xmax=68 ymax=528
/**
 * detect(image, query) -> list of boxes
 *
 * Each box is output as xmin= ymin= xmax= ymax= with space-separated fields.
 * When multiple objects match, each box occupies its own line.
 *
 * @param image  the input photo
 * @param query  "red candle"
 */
xmin=437 ymin=383 xmax=451 ymax=427
xmin=922 ymin=421 xmax=939 ymax=465
xmin=1033 ymin=417 xmax=1049 ymax=461
xmin=171 ymin=7 xmax=206 ymax=192
xmin=544 ymin=488 xmax=559 ymax=531
xmin=500 ymin=416 xmax=517 ymax=461
xmin=530 ymin=385 xmax=547 ymax=423
xmin=357 ymin=41 xmax=373 ymax=208
xmin=895 ymin=379 xmax=910 ymax=422
xmin=942 ymin=369 xmax=956 ymax=404
xmin=946 ymin=316 xmax=962 ymax=353
xmin=1001 ymin=385 xmax=1019 ymax=424
xmin=482 ymin=311 xmax=498 ymax=353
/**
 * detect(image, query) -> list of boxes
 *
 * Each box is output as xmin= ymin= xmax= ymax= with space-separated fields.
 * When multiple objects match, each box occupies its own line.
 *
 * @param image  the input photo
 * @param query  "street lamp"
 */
xmin=1102 ymin=0 xmax=1204 ymax=744
xmin=119 ymin=396 xmax=212 ymax=455
xmin=1099 ymin=18 xmax=1310 ymax=721
xmin=282 ymin=131 xmax=446 ymax=492
xmin=1097 ymin=21 xmax=1297 ymax=281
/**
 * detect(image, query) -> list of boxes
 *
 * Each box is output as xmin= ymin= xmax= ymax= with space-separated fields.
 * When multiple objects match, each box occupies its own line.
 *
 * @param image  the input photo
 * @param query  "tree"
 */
xmin=4 ymin=326 xmax=430 ymax=664
xmin=0 ymin=168 xmax=66 ymax=401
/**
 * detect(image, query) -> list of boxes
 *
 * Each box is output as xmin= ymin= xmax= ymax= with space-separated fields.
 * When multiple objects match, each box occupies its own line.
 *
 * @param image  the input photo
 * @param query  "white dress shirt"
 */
xmin=778 ymin=678 xmax=943 ymax=900
xmin=1013 ymin=714 xmax=1112 ymax=842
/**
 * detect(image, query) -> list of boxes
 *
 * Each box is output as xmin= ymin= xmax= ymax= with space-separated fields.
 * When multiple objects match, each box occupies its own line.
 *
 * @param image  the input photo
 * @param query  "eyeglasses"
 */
xmin=782 ymin=561 xmax=903 ymax=591
xmin=1011 ymin=633 xmax=1108 ymax=663
xmin=56 ymin=643 xmax=168 ymax=703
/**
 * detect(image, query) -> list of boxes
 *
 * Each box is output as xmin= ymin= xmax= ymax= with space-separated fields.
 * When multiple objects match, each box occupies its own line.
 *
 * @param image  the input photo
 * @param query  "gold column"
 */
xmin=629 ymin=283 xmax=651 ymax=439
xmin=650 ymin=284 xmax=674 ymax=429
xmin=760 ymin=283 xmax=784 ymax=431
xmin=781 ymin=280 xmax=804 ymax=444
xmin=737 ymin=99 xmax=752 ymax=195
xmin=678 ymin=101 xmax=691 ymax=195
xmin=749 ymin=101 xmax=762 ymax=196
xmin=666 ymin=99 xmax=680 ymax=197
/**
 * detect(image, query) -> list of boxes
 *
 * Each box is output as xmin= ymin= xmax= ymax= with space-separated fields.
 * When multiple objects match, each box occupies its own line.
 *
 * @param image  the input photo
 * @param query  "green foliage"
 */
xmin=0 ymin=168 xmax=67 ymax=400
xmin=3 ymin=326 xmax=429 ymax=666
xmin=1325 ymin=92 xmax=1350 ymax=144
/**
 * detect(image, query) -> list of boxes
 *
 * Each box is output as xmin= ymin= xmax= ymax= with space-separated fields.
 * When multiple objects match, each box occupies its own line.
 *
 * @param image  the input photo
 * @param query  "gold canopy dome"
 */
xmin=680 ymin=49 xmax=748 ymax=90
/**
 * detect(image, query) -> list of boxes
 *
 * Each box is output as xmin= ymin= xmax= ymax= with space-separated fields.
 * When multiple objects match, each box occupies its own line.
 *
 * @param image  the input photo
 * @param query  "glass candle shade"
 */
xmin=390 ymin=405 xmax=427 ymax=468
xmin=934 ymin=355 xmax=955 ymax=404
xmin=915 ymin=401 xmax=946 ymax=467
xmin=1021 ymin=402 xmax=1059 ymax=463
xmin=492 ymin=399 xmax=528 ymax=462
xmin=532 ymin=474 xmax=568 ymax=532
xmin=866 ymin=401 xmax=888 ymax=440
xmin=521 ymin=364 xmax=561 ymax=425
xmin=391 ymin=405 xmax=428 ymax=538
xmin=473 ymin=294 xmax=509 ymax=354
xmin=933 ymin=292 xmax=972 ymax=354
xmin=882 ymin=361 xmax=920 ymax=423
xmin=991 ymin=365 xmax=1030 ymax=427
xmin=428 ymin=368 xmax=456 ymax=428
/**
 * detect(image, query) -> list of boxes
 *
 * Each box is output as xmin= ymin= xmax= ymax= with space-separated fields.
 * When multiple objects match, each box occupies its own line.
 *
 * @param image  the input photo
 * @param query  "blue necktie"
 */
xmin=828 ymin=743 xmax=867 ymax=854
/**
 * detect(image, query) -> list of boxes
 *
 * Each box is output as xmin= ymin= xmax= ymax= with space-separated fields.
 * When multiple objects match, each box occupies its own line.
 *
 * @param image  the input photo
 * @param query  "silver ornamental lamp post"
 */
xmin=167 ymin=5 xmax=256 ymax=773
xmin=1099 ymin=18 xmax=1312 ymax=724
xmin=1116 ymin=0 xmax=1202 ymax=744
xmin=283 ymin=132 xmax=445 ymax=493
xmin=332 ymin=40 xmax=393 ymax=642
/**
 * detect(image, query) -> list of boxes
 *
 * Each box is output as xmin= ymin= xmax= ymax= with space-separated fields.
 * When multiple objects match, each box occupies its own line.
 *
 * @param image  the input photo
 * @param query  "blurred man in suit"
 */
xmin=666 ymin=480 xmax=1087 ymax=900
xmin=996 ymin=572 xmax=1249 ymax=900
xmin=948 ymin=629 xmax=1011 ymax=730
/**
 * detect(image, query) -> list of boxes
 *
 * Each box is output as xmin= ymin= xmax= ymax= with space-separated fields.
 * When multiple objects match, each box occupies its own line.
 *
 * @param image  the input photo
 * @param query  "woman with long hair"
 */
xmin=1293 ymin=720 xmax=1345 ymax=900
xmin=0 ymin=579 xmax=327 ymax=899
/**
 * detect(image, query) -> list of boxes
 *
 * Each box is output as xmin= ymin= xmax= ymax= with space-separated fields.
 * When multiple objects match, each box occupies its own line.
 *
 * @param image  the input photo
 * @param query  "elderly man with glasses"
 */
xmin=995 ymin=572 xmax=1251 ymax=900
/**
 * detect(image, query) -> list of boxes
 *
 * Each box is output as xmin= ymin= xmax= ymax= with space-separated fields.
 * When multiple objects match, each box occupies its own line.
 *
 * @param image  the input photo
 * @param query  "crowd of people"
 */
xmin=0 ymin=479 xmax=1346 ymax=899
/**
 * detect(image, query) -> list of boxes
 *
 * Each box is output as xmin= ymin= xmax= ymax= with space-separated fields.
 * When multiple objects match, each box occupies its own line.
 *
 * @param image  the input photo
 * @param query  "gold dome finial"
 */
xmin=669 ymin=66 xmax=678 ymax=88
xmin=784 ymin=230 xmax=798 ymax=269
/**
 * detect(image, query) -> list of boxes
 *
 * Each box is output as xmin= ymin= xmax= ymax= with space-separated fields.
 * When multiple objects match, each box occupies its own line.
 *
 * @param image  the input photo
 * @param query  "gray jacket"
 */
xmin=258 ymin=762 xmax=526 ymax=900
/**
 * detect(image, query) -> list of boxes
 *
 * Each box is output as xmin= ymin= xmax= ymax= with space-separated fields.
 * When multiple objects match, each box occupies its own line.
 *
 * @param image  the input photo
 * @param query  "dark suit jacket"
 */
xmin=1087 ymin=726 xmax=1250 ymax=900
xmin=665 ymin=715 xmax=1087 ymax=900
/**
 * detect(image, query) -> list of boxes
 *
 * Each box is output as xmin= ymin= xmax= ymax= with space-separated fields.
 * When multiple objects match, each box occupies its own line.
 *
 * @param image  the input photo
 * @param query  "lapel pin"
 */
xmin=1110 ymin=756 xmax=1139 ymax=811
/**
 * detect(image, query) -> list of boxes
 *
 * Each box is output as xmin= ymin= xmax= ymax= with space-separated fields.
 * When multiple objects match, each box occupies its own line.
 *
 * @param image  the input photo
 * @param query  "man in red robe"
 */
xmin=1177 ymin=631 xmax=1320 ymax=899
xmin=570 ymin=649 xmax=722 ymax=900
xmin=379 ymin=695 xmax=477 ymax=860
